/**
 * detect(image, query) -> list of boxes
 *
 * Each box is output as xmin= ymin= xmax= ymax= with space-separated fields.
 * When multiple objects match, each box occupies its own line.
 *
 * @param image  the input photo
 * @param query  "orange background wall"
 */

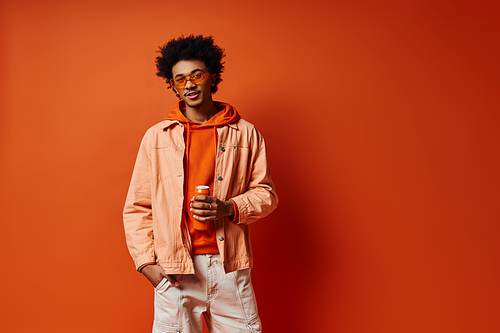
xmin=1 ymin=0 xmax=499 ymax=332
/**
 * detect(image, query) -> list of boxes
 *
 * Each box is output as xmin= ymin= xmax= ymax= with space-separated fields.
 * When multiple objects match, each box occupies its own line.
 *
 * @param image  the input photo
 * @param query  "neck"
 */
xmin=183 ymin=99 xmax=219 ymax=124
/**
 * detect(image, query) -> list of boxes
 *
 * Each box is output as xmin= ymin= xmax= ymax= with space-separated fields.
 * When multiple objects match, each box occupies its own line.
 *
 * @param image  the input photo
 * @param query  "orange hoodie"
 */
xmin=165 ymin=101 xmax=241 ymax=254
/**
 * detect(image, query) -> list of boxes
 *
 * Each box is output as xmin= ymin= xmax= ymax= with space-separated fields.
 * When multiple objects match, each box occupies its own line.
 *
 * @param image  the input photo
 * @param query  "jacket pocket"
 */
xmin=220 ymin=145 xmax=250 ymax=194
xmin=151 ymin=145 xmax=182 ymax=182
xmin=228 ymin=145 xmax=250 ymax=172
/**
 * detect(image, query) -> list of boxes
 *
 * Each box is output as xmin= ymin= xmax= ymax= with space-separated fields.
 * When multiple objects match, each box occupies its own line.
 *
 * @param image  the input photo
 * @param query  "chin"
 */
xmin=185 ymin=99 xmax=204 ymax=108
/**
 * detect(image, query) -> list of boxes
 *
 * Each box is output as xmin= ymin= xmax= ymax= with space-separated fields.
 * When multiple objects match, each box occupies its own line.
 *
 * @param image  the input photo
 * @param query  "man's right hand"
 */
xmin=141 ymin=264 xmax=180 ymax=287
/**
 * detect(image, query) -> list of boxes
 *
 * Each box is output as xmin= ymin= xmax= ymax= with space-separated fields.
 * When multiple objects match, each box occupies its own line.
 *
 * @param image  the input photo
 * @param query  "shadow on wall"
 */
xmin=243 ymin=99 xmax=342 ymax=332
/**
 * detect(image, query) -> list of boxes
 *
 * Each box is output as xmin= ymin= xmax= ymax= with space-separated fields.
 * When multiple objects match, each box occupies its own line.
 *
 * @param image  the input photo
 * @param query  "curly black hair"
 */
xmin=156 ymin=35 xmax=226 ymax=93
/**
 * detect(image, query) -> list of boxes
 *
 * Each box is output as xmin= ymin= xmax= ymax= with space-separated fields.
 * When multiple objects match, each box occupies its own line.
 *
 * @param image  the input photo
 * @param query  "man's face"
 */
xmin=171 ymin=59 xmax=215 ymax=109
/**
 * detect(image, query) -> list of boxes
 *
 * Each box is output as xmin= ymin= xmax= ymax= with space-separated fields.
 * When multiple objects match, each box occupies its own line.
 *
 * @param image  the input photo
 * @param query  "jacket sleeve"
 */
xmin=230 ymin=127 xmax=278 ymax=225
xmin=123 ymin=133 xmax=156 ymax=270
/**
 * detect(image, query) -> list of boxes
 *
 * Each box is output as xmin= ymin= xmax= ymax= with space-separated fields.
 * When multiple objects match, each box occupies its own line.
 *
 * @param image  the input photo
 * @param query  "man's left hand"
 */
xmin=190 ymin=196 xmax=235 ymax=221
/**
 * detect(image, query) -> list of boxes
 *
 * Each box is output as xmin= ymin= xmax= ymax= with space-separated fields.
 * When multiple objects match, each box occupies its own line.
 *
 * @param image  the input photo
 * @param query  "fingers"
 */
xmin=192 ymin=213 xmax=217 ymax=222
xmin=190 ymin=199 xmax=217 ymax=221
xmin=163 ymin=273 xmax=179 ymax=287
xmin=142 ymin=264 xmax=168 ymax=287
xmin=191 ymin=195 xmax=216 ymax=203
xmin=190 ymin=205 xmax=217 ymax=221
xmin=190 ymin=202 xmax=217 ymax=210
xmin=190 ymin=201 xmax=214 ymax=209
xmin=189 ymin=196 xmax=231 ymax=221
xmin=143 ymin=265 xmax=180 ymax=288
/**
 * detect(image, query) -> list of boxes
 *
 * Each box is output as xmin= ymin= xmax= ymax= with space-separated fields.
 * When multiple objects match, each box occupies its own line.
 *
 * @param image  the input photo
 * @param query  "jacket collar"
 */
xmin=161 ymin=119 xmax=238 ymax=130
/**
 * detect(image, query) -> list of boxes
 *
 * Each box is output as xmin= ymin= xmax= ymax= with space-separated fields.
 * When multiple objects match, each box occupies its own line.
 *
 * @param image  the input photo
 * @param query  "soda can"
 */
xmin=193 ymin=186 xmax=210 ymax=231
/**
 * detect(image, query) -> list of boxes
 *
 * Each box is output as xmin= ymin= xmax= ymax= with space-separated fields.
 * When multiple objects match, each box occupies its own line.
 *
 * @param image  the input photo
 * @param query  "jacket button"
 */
xmin=217 ymin=176 xmax=223 ymax=181
xmin=220 ymin=147 xmax=225 ymax=152
xmin=219 ymin=236 xmax=224 ymax=241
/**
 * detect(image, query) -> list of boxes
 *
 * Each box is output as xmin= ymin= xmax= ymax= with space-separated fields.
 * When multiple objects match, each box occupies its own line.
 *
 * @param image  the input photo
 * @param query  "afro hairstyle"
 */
xmin=156 ymin=35 xmax=226 ymax=93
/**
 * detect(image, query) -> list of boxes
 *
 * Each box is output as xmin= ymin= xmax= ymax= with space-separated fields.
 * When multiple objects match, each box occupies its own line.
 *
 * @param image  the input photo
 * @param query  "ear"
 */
xmin=172 ymin=87 xmax=180 ymax=98
xmin=210 ymin=74 xmax=217 ymax=86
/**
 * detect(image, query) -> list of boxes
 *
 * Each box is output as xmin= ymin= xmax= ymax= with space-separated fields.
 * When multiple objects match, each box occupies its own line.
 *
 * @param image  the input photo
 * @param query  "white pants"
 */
xmin=153 ymin=254 xmax=261 ymax=333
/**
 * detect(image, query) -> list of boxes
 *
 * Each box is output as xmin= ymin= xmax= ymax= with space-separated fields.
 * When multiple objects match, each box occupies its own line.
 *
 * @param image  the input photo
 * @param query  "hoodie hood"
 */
xmin=165 ymin=101 xmax=240 ymax=127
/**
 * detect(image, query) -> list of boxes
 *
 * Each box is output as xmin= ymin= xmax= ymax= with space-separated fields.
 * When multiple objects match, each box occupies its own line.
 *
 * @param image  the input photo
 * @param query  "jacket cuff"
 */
xmin=134 ymin=253 xmax=156 ymax=271
xmin=230 ymin=196 xmax=248 ymax=224
xmin=229 ymin=199 xmax=239 ymax=222
xmin=137 ymin=262 xmax=155 ymax=272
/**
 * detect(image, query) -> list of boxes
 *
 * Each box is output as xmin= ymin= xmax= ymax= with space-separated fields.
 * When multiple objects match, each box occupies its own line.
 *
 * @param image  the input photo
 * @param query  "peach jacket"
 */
xmin=123 ymin=117 xmax=278 ymax=274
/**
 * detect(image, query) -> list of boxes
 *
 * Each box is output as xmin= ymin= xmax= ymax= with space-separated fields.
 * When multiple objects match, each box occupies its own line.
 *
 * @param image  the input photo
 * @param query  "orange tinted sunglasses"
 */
xmin=170 ymin=71 xmax=210 ymax=88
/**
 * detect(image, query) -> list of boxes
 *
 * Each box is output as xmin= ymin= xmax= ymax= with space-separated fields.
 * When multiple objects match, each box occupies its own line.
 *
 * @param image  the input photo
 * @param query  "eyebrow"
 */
xmin=174 ymin=68 xmax=203 ymax=79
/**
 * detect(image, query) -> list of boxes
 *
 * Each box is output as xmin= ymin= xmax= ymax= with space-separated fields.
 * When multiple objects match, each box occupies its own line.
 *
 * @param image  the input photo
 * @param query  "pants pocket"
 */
xmin=154 ymin=276 xmax=183 ymax=329
xmin=155 ymin=277 xmax=169 ymax=292
xmin=234 ymin=268 xmax=262 ymax=332
xmin=153 ymin=320 xmax=180 ymax=333
xmin=247 ymin=313 xmax=262 ymax=333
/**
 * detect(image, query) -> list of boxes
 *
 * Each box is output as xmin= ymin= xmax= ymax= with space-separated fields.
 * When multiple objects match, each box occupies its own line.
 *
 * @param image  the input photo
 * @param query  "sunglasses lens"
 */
xmin=171 ymin=72 xmax=207 ymax=88
xmin=190 ymin=72 xmax=204 ymax=84
xmin=172 ymin=77 xmax=186 ymax=88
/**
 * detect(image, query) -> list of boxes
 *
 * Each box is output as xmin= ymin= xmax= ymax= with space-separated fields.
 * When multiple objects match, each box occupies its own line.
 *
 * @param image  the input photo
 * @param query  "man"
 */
xmin=123 ymin=35 xmax=278 ymax=333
